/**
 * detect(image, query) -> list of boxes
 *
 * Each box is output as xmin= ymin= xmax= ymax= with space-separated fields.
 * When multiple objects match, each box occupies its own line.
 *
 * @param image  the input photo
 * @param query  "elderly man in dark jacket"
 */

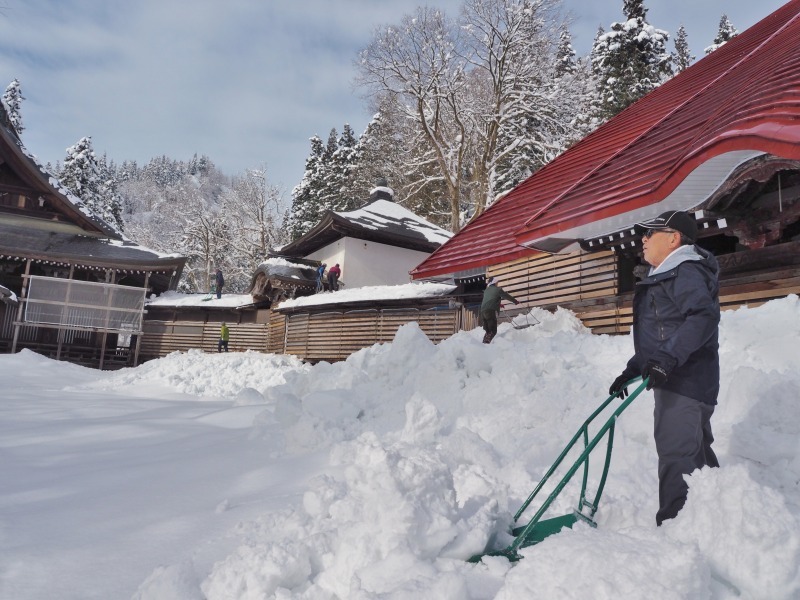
xmin=609 ymin=210 xmax=720 ymax=526
xmin=480 ymin=277 xmax=519 ymax=343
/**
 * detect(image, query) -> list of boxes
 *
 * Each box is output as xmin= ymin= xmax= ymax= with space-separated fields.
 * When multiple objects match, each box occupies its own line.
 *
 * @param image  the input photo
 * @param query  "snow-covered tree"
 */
xmin=705 ymin=15 xmax=738 ymax=55
xmin=358 ymin=6 xmax=470 ymax=231
xmin=461 ymin=0 xmax=574 ymax=216
xmin=590 ymin=0 xmax=672 ymax=121
xmin=59 ymin=137 xmax=123 ymax=232
xmin=175 ymin=189 xmax=227 ymax=293
xmin=673 ymin=25 xmax=694 ymax=73
xmin=97 ymin=154 xmax=124 ymax=231
xmin=328 ymin=123 xmax=361 ymax=211
xmin=221 ymin=166 xmax=287 ymax=271
xmin=554 ymin=27 xmax=577 ymax=77
xmin=357 ymin=95 xmax=451 ymax=227
xmin=2 ymin=79 xmax=24 ymax=135
xmin=358 ymin=0 xmax=570 ymax=229
xmin=287 ymin=135 xmax=327 ymax=239
xmin=493 ymin=20 xmax=595 ymax=197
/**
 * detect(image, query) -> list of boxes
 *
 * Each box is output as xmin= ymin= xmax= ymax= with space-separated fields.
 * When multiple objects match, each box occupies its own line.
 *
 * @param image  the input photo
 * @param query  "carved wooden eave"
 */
xmin=701 ymin=156 xmax=800 ymax=249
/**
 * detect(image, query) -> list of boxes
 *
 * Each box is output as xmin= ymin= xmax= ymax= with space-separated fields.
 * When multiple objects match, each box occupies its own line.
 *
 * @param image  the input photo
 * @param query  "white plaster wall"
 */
xmin=306 ymin=237 xmax=431 ymax=289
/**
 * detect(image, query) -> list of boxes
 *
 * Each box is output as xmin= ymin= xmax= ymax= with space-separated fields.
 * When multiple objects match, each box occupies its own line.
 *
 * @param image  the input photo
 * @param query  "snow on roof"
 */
xmin=259 ymin=256 xmax=315 ymax=270
xmin=146 ymin=292 xmax=258 ymax=309
xmin=253 ymin=256 xmax=318 ymax=280
xmin=335 ymin=199 xmax=452 ymax=246
xmin=277 ymin=281 xmax=456 ymax=309
xmin=0 ymin=284 xmax=18 ymax=305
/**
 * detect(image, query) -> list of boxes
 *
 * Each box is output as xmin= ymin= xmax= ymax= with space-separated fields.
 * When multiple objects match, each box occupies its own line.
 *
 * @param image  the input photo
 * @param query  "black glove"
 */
xmin=609 ymin=373 xmax=631 ymax=399
xmin=642 ymin=360 xmax=668 ymax=390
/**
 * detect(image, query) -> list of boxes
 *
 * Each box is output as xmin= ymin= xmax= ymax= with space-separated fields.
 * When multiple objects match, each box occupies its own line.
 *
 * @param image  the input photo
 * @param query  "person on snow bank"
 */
xmin=315 ymin=263 xmax=327 ymax=293
xmin=215 ymin=268 xmax=225 ymax=299
xmin=327 ymin=263 xmax=341 ymax=291
xmin=609 ymin=210 xmax=720 ymax=526
xmin=480 ymin=276 xmax=519 ymax=344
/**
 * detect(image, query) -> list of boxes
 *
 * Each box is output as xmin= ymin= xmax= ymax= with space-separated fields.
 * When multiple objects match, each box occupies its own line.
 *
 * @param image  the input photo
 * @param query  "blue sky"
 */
xmin=0 ymin=0 xmax=788 ymax=195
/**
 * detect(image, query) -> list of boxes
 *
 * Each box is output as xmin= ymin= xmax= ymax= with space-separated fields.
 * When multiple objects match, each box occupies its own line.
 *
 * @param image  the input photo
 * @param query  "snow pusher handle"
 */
xmin=469 ymin=377 xmax=648 ymax=563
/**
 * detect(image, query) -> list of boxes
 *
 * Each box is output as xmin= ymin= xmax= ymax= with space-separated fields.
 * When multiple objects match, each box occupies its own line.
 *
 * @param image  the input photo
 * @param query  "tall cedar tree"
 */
xmin=2 ymin=79 xmax=24 ymax=135
xmin=590 ymin=0 xmax=672 ymax=121
xmin=60 ymin=137 xmax=124 ymax=232
xmin=673 ymin=25 xmax=694 ymax=73
xmin=705 ymin=15 xmax=738 ymax=55
xmin=288 ymin=135 xmax=327 ymax=239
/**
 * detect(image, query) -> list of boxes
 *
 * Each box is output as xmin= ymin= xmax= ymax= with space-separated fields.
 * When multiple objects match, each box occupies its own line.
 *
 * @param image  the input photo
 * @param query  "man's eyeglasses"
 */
xmin=644 ymin=228 xmax=678 ymax=238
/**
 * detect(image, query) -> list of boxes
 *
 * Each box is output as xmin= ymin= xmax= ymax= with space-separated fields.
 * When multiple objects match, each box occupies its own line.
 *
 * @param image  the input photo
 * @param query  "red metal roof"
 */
xmin=412 ymin=0 xmax=800 ymax=280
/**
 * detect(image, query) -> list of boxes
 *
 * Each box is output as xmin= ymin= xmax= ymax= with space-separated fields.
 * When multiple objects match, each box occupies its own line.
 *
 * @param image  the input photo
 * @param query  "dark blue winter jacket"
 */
xmin=623 ymin=245 xmax=720 ymax=405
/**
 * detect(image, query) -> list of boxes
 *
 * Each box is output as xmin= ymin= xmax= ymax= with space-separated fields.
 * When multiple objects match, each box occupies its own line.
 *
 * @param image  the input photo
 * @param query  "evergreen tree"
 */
xmin=97 ymin=154 xmax=124 ymax=231
xmin=590 ymin=0 xmax=672 ymax=120
xmin=287 ymin=135 xmax=327 ymax=239
xmin=59 ymin=137 xmax=122 ymax=231
xmin=329 ymin=123 xmax=362 ymax=211
xmin=554 ymin=28 xmax=577 ymax=77
xmin=350 ymin=111 xmax=400 ymax=203
xmin=705 ymin=15 xmax=738 ymax=55
xmin=673 ymin=25 xmax=694 ymax=73
xmin=2 ymin=79 xmax=24 ymax=135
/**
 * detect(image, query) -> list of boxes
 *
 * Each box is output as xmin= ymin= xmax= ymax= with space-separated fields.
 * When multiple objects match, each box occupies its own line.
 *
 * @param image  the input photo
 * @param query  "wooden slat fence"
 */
xmin=280 ymin=307 xmax=459 ymax=362
xmin=139 ymin=306 xmax=463 ymax=363
xmin=140 ymin=321 xmax=274 ymax=358
xmin=488 ymin=250 xmax=617 ymax=307
xmin=486 ymin=251 xmax=800 ymax=335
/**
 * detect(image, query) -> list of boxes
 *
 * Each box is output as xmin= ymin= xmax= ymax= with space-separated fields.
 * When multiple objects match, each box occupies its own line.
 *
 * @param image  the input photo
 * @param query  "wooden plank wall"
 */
xmin=140 ymin=321 xmax=273 ymax=358
xmin=488 ymin=250 xmax=618 ymax=308
xmin=487 ymin=251 xmax=800 ymax=335
xmin=279 ymin=307 xmax=458 ymax=362
xmin=139 ymin=307 xmax=461 ymax=363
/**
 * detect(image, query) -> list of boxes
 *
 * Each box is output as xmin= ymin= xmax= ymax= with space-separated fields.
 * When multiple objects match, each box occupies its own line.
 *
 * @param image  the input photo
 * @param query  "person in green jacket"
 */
xmin=218 ymin=322 xmax=230 ymax=352
xmin=480 ymin=277 xmax=519 ymax=343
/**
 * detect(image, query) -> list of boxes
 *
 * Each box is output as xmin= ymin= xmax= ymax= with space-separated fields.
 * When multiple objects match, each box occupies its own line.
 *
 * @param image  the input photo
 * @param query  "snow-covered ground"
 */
xmin=1 ymin=296 xmax=799 ymax=599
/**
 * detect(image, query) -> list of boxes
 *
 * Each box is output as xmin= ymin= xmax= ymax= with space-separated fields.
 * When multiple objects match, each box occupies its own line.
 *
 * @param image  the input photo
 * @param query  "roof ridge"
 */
xmin=521 ymin=2 xmax=800 ymax=231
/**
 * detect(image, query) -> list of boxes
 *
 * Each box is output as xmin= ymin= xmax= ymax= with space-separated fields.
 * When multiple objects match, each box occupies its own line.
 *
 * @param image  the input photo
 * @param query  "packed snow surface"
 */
xmin=1 ymin=297 xmax=799 ymax=599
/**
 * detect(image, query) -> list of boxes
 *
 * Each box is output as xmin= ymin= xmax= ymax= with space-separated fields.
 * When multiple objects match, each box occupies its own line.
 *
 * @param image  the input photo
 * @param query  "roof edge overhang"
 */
xmin=0 ymin=248 xmax=186 ymax=272
xmin=515 ymin=124 xmax=800 ymax=252
xmin=0 ymin=212 xmax=108 ymax=238
xmin=410 ymin=247 xmax=539 ymax=281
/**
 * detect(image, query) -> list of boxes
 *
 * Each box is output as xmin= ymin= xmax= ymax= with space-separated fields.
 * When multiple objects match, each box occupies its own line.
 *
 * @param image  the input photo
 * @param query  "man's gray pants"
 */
xmin=653 ymin=389 xmax=719 ymax=525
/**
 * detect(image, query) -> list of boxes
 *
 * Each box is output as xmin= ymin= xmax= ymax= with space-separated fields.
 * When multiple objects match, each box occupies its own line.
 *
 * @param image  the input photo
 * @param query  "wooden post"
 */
xmin=56 ymin=265 xmax=75 ymax=361
xmin=10 ymin=259 xmax=31 ymax=353
xmin=133 ymin=272 xmax=149 ymax=367
xmin=98 ymin=269 xmax=115 ymax=370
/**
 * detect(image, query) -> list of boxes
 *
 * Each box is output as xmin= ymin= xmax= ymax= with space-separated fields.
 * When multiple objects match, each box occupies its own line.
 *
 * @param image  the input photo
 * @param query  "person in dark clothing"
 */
xmin=327 ymin=263 xmax=341 ymax=291
xmin=479 ymin=277 xmax=519 ymax=343
xmin=609 ymin=210 xmax=720 ymax=526
xmin=316 ymin=263 xmax=327 ymax=293
xmin=215 ymin=269 xmax=225 ymax=299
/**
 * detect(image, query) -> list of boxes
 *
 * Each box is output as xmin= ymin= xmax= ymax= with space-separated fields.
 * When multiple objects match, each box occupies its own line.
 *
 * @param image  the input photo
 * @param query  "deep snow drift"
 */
xmin=1 ymin=297 xmax=799 ymax=599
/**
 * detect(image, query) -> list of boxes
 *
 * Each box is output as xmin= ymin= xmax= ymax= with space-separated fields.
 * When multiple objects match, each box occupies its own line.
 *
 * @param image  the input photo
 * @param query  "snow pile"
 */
xmin=2 ymin=297 xmax=799 ymax=599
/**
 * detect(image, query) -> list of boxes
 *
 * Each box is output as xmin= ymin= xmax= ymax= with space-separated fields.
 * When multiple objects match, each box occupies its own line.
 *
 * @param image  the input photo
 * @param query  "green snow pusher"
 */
xmin=468 ymin=377 xmax=648 ymax=563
